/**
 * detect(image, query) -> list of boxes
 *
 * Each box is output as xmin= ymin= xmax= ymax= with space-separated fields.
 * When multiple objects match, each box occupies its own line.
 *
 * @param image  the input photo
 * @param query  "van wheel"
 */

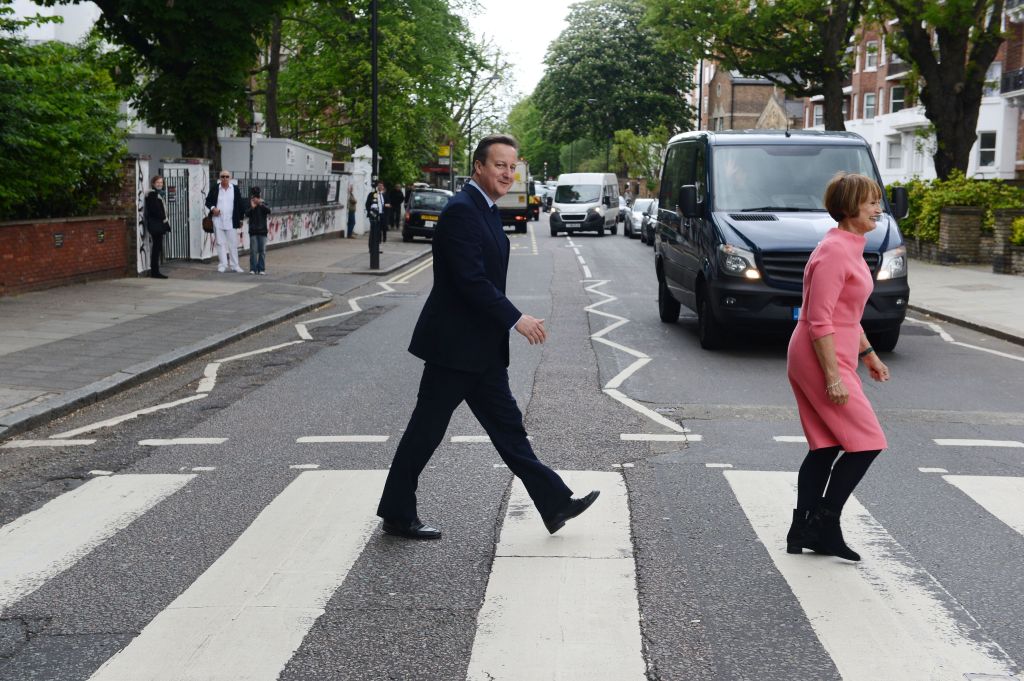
xmin=697 ymin=289 xmax=726 ymax=350
xmin=611 ymin=225 xmax=617 ymax=235
xmin=658 ymin=277 xmax=680 ymax=323
xmin=867 ymin=326 xmax=900 ymax=353
xmin=597 ymin=225 xmax=605 ymax=237
xmin=516 ymin=223 xmax=527 ymax=234
xmin=550 ymin=226 xmax=559 ymax=237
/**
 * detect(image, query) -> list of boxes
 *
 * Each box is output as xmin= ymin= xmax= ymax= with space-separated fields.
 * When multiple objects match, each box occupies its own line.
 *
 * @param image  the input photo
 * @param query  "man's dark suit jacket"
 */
xmin=205 ymin=184 xmax=246 ymax=230
xmin=408 ymin=185 xmax=521 ymax=373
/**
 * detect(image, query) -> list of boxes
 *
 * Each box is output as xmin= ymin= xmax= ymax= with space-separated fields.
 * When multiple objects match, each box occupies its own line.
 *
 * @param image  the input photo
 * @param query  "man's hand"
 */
xmin=515 ymin=315 xmax=547 ymax=345
xmin=211 ymin=207 xmax=221 ymax=216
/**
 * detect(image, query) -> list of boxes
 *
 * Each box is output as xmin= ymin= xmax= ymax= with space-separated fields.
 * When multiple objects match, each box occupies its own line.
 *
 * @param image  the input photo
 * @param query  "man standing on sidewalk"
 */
xmin=376 ymin=133 xmax=600 ymax=540
xmin=206 ymin=170 xmax=246 ymax=273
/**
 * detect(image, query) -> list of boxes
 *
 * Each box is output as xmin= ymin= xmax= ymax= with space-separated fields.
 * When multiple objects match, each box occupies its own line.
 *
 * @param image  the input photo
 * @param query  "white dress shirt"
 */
xmin=214 ymin=183 xmax=235 ymax=230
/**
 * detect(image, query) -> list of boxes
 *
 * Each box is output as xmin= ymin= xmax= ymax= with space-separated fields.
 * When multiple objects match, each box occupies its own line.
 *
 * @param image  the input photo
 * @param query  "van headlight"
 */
xmin=551 ymin=207 xmax=560 ymax=215
xmin=718 ymin=244 xmax=760 ymax=279
xmin=876 ymin=246 xmax=907 ymax=280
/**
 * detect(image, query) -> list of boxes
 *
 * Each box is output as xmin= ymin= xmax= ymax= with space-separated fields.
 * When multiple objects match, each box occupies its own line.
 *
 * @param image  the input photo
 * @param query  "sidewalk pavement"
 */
xmin=0 ymin=233 xmax=430 ymax=440
xmin=0 ymin=242 xmax=1018 ymax=442
xmin=907 ymin=258 xmax=1024 ymax=345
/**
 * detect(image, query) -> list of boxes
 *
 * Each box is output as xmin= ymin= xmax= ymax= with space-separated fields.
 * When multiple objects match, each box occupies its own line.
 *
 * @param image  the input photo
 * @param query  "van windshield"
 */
xmin=712 ymin=145 xmax=880 ymax=212
xmin=555 ymin=184 xmax=602 ymax=204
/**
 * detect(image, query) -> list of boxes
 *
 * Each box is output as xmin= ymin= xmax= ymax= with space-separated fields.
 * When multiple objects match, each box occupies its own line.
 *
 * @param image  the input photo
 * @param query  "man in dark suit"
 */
xmin=376 ymin=134 xmax=599 ymax=540
xmin=365 ymin=181 xmax=389 ymax=242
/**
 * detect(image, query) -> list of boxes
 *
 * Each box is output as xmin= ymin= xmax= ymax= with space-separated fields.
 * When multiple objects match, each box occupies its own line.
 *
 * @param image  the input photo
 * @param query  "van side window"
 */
xmin=694 ymin=143 xmax=707 ymax=205
xmin=659 ymin=146 xmax=681 ymax=209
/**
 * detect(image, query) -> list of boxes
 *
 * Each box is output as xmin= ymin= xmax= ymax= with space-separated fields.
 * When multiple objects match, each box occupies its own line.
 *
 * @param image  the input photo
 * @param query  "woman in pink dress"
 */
xmin=785 ymin=172 xmax=892 ymax=562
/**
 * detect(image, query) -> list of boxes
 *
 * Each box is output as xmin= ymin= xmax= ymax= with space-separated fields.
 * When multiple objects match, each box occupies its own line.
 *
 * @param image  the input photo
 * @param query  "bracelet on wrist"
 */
xmin=858 ymin=346 xmax=875 ymax=359
xmin=826 ymin=379 xmax=843 ymax=391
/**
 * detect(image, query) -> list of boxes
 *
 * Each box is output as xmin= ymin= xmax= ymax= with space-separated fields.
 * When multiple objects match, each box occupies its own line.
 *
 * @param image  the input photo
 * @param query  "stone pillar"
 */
xmin=938 ymin=206 xmax=984 ymax=264
xmin=991 ymin=208 xmax=1024 ymax=274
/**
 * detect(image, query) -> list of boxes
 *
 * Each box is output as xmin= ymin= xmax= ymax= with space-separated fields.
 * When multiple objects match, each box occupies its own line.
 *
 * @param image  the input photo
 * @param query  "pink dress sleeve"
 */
xmin=805 ymin=242 xmax=850 ymax=340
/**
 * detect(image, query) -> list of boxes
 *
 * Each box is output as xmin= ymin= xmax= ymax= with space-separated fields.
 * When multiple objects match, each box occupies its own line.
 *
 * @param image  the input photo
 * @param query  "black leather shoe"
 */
xmin=381 ymin=519 xmax=442 ymax=540
xmin=544 ymin=490 xmax=600 ymax=535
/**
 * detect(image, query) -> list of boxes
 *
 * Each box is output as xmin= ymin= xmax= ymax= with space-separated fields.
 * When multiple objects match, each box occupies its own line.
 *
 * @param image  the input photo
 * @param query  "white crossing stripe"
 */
xmin=1 ymin=439 xmax=97 ymax=448
xmin=919 ymin=467 xmax=949 ymax=474
xmin=466 ymin=471 xmax=645 ymax=681
xmin=295 ymin=435 xmax=389 ymax=443
xmin=933 ymin=439 xmax=1024 ymax=448
xmin=139 ymin=438 xmax=227 ymax=446
xmin=88 ymin=470 xmax=386 ymax=681
xmin=0 ymin=474 xmax=194 ymax=613
xmin=451 ymin=435 xmax=533 ymax=443
xmin=723 ymin=470 xmax=1017 ymax=680
xmin=773 ymin=435 xmax=807 ymax=443
xmin=620 ymin=433 xmax=698 ymax=442
xmin=944 ymin=475 xmax=1024 ymax=538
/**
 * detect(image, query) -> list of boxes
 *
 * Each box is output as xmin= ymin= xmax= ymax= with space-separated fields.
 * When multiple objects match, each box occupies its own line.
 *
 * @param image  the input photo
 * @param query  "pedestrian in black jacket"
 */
xmin=388 ymin=183 xmax=405 ymax=230
xmin=144 ymin=175 xmax=171 ymax=279
xmin=244 ymin=186 xmax=271 ymax=275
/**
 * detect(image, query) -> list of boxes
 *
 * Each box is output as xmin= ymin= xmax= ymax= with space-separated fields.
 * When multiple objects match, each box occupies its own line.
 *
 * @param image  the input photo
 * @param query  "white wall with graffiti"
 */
xmin=133 ymin=156 xmax=151 ymax=274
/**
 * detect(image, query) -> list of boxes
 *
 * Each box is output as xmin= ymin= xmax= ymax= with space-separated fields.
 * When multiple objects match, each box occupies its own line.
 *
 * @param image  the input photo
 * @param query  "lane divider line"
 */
xmin=905 ymin=316 xmax=1024 ymax=363
xmin=774 ymin=435 xmax=808 ymax=443
xmin=50 ymin=395 xmax=209 ymax=440
xmin=603 ymin=389 xmax=686 ymax=433
xmin=296 ymin=436 xmax=389 ymax=444
xmin=2 ymin=439 xmax=97 ymax=449
xmin=933 ymin=439 xmax=1024 ymax=448
xmin=919 ymin=467 xmax=949 ymax=473
xmin=619 ymin=433 xmax=696 ymax=442
xmin=139 ymin=438 xmax=227 ymax=446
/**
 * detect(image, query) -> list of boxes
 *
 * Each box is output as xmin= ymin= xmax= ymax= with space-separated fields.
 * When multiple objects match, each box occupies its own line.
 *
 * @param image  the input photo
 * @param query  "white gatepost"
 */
xmin=349 ymin=146 xmax=374 ymax=236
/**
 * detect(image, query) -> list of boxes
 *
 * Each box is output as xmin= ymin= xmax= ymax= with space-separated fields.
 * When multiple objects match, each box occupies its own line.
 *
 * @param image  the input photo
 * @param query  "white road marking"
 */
xmin=196 ymin=362 xmax=220 ymax=393
xmin=451 ymin=435 xmax=533 ymax=443
xmin=577 ymin=255 xmax=586 ymax=265
xmin=88 ymin=470 xmax=387 ymax=681
xmin=905 ymin=316 xmax=1024 ymax=363
xmin=216 ymin=340 xmax=304 ymax=364
xmin=933 ymin=439 xmax=1024 ymax=448
xmin=0 ymin=474 xmax=194 ymax=613
xmin=943 ymin=475 xmax=1024 ymax=537
xmin=582 ymin=265 xmax=592 ymax=278
xmin=773 ymin=435 xmax=808 ymax=443
xmin=190 ymin=467 xmax=217 ymax=472
xmin=139 ymin=438 xmax=227 ymax=446
xmin=51 ymin=394 xmax=208 ymax=439
xmin=620 ymin=433 xmax=694 ymax=442
xmin=1 ymin=439 xmax=97 ymax=449
xmin=611 ymin=463 xmax=635 ymax=469
xmin=387 ymin=257 xmax=433 ymax=285
xmin=289 ymin=463 xmax=320 ymax=470
xmin=89 ymin=470 xmax=114 ymax=476
xmin=466 ymin=471 xmax=646 ymax=681
xmin=604 ymin=389 xmax=686 ymax=433
xmin=919 ymin=467 xmax=949 ymax=474
xmin=294 ymin=323 xmax=313 ymax=340
xmin=295 ymin=435 xmax=389 ymax=443
xmin=724 ymin=470 xmax=1017 ymax=680
xmin=705 ymin=463 xmax=733 ymax=469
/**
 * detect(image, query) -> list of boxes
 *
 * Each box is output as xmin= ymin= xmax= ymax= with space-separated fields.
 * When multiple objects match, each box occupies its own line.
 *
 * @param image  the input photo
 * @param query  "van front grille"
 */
xmin=560 ymin=213 xmax=586 ymax=222
xmin=761 ymin=250 xmax=881 ymax=286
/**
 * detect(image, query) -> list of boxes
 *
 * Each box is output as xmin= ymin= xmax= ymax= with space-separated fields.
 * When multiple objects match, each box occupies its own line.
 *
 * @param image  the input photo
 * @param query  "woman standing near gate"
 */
xmin=144 ymin=175 xmax=171 ymax=279
xmin=785 ymin=172 xmax=892 ymax=562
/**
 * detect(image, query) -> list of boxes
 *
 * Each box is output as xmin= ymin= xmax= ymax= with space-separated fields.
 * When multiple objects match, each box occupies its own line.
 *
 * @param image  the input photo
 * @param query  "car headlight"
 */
xmin=876 ymin=246 xmax=907 ymax=280
xmin=587 ymin=207 xmax=601 ymax=220
xmin=551 ymin=207 xmax=560 ymax=215
xmin=718 ymin=244 xmax=761 ymax=279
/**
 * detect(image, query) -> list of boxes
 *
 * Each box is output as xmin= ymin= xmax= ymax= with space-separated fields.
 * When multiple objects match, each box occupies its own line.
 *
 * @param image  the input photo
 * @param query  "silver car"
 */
xmin=624 ymin=197 xmax=655 ymax=239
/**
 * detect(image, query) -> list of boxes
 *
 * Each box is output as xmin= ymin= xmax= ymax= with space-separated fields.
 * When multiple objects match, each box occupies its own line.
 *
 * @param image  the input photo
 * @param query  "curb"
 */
xmin=907 ymin=304 xmax=1024 ymax=347
xmin=0 ymin=292 xmax=332 ymax=442
xmin=350 ymin=246 xmax=432 ymax=275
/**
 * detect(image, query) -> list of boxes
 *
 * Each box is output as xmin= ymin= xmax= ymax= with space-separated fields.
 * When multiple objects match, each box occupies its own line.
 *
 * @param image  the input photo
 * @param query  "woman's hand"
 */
xmin=826 ymin=378 xmax=849 ymax=405
xmin=865 ymin=355 xmax=890 ymax=382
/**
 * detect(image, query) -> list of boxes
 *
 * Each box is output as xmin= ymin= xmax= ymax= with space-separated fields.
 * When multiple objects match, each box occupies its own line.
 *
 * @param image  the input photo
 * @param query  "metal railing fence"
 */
xmin=223 ymin=172 xmax=340 ymax=210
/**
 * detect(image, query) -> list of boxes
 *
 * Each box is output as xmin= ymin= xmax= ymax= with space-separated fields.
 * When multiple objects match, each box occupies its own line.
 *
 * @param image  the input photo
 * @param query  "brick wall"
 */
xmin=938 ymin=206 xmax=985 ymax=263
xmin=0 ymin=216 xmax=129 ymax=296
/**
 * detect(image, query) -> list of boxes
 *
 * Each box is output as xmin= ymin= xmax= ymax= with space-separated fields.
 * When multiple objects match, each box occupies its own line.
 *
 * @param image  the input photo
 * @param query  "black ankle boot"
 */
xmin=807 ymin=505 xmax=860 ymax=562
xmin=786 ymin=509 xmax=831 ymax=555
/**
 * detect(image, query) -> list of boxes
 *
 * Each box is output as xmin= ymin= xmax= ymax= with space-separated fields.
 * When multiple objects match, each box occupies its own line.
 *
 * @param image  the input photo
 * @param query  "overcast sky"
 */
xmin=464 ymin=0 xmax=576 ymax=97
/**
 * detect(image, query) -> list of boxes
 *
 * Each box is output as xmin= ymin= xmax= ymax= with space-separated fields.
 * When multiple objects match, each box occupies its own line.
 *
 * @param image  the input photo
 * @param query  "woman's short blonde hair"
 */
xmin=823 ymin=172 xmax=882 ymax=222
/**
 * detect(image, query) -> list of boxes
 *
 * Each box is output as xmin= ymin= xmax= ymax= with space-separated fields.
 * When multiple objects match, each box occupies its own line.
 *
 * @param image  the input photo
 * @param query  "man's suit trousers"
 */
xmin=376 ymin=363 xmax=572 ymax=524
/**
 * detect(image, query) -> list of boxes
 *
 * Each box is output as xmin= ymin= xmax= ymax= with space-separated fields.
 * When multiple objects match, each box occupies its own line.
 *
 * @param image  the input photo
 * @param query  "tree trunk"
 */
xmin=180 ymin=120 xmax=221 ymax=171
xmin=265 ymin=15 xmax=282 ymax=138
xmin=821 ymin=73 xmax=847 ymax=131
xmin=818 ymin=0 xmax=861 ymax=131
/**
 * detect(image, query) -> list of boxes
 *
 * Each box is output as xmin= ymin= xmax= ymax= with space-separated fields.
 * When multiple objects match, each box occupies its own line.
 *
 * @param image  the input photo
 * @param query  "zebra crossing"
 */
xmin=1 ymin=467 xmax=1022 ymax=680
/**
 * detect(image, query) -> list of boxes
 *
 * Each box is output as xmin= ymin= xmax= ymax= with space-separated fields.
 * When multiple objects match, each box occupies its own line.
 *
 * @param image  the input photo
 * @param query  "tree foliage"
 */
xmin=533 ymin=0 xmax=693 ymax=145
xmin=875 ymin=0 xmax=1005 ymax=179
xmin=0 ymin=6 xmax=125 ymax=220
xmin=39 ymin=0 xmax=287 ymax=164
xmin=507 ymin=96 xmax=563 ymax=179
xmin=268 ymin=0 xmax=490 ymax=183
xmin=614 ymin=127 xmax=667 ymax=190
xmin=645 ymin=0 xmax=863 ymax=131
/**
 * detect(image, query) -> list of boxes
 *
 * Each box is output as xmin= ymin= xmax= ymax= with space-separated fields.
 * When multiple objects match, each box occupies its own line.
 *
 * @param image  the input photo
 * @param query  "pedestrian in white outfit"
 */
xmin=206 ymin=170 xmax=245 ymax=273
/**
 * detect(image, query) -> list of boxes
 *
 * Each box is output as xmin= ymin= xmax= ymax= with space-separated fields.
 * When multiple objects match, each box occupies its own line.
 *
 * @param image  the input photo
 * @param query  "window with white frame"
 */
xmin=984 ymin=62 xmax=1002 ymax=97
xmin=865 ymin=41 xmax=879 ymax=69
xmin=878 ymin=88 xmax=885 ymax=115
xmin=890 ymin=85 xmax=905 ymax=112
xmin=813 ymin=104 xmax=823 ymax=126
xmin=886 ymin=137 xmax=903 ymax=169
xmin=864 ymin=93 xmax=876 ymax=118
xmin=852 ymin=94 xmax=858 ymax=120
xmin=978 ymin=132 xmax=996 ymax=166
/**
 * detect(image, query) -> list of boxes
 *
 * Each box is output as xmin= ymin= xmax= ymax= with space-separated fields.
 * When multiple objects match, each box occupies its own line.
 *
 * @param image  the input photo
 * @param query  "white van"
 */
xmin=549 ymin=172 xmax=619 ymax=237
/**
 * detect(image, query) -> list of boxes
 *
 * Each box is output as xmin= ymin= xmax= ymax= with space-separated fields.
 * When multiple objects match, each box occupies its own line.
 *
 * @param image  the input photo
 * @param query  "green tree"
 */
xmin=533 ymin=0 xmax=693 ymax=146
xmin=645 ymin=0 xmax=864 ymax=131
xmin=507 ymin=96 xmax=563 ymax=178
xmin=0 ymin=8 xmax=125 ymax=220
xmin=39 ymin=0 xmax=287 ymax=164
xmin=269 ymin=0 xmax=482 ymax=183
xmin=614 ymin=127 xmax=667 ymax=191
xmin=875 ymin=0 xmax=1005 ymax=179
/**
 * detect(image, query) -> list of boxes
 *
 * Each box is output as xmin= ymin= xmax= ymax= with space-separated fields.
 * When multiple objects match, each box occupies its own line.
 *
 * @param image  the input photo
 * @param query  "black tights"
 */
xmin=797 ymin=446 xmax=880 ymax=513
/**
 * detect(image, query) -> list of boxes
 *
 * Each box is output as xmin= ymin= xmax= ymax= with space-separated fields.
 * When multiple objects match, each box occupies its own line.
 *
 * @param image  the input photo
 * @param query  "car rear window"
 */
xmin=410 ymin=192 xmax=450 ymax=210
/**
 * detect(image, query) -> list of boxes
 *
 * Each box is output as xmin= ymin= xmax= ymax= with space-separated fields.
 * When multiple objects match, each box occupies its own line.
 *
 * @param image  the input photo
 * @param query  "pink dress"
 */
xmin=786 ymin=228 xmax=887 ymax=452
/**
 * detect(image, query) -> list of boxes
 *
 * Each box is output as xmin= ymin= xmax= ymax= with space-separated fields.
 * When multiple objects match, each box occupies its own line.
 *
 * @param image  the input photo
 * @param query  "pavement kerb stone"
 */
xmin=907 ymin=303 xmax=1024 ymax=347
xmin=0 ymin=292 xmax=332 ymax=442
xmin=351 ymin=246 xmax=431 ymax=275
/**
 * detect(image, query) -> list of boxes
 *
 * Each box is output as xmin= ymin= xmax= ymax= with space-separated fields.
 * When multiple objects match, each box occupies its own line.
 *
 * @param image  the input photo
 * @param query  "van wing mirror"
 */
xmin=889 ymin=186 xmax=909 ymax=221
xmin=679 ymin=185 xmax=698 ymax=218
xmin=602 ymin=196 xmax=611 ymax=207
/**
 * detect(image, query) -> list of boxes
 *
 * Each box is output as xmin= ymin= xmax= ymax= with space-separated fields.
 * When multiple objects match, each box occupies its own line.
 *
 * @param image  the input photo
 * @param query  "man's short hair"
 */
xmin=472 ymin=134 xmax=519 ymax=170
xmin=823 ymin=172 xmax=882 ymax=222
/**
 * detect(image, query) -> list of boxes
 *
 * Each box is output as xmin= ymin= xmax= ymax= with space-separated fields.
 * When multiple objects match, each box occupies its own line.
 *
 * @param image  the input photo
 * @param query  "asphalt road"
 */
xmin=1 ymin=212 xmax=1023 ymax=681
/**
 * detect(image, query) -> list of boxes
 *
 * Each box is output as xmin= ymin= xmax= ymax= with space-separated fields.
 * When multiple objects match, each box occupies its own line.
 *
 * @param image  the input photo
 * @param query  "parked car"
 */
xmin=402 ymin=187 xmax=453 ymax=242
xmin=625 ymin=197 xmax=655 ymax=239
xmin=640 ymin=199 xmax=658 ymax=245
xmin=653 ymin=130 xmax=909 ymax=351
xmin=549 ymin=172 xmax=620 ymax=237
xmin=617 ymin=196 xmax=628 ymax=225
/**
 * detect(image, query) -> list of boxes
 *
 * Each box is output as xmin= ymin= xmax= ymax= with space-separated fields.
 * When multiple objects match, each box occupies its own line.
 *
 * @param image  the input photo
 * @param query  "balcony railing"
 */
xmin=1009 ymin=0 xmax=1024 ymax=22
xmin=1001 ymin=67 xmax=1024 ymax=94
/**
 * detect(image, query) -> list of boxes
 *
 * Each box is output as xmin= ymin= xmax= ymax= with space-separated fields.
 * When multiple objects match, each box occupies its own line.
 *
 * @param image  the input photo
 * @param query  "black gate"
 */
xmin=163 ymin=168 xmax=191 ymax=259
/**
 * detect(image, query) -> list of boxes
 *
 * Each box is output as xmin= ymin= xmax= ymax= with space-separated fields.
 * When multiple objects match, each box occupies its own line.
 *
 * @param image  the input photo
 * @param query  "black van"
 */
xmin=653 ymin=130 xmax=910 ymax=351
